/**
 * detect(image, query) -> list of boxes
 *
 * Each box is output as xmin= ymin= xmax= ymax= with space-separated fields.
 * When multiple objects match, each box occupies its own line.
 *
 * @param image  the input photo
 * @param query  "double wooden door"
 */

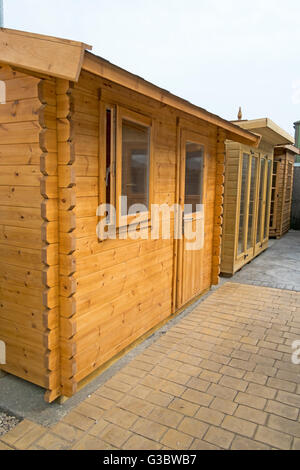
xmin=235 ymin=152 xmax=272 ymax=265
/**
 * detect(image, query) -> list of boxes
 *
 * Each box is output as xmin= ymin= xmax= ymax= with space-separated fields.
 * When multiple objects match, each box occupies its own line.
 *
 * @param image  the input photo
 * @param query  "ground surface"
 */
xmin=1 ymin=282 xmax=300 ymax=450
xmin=227 ymin=231 xmax=300 ymax=291
xmin=0 ymin=231 xmax=300 ymax=450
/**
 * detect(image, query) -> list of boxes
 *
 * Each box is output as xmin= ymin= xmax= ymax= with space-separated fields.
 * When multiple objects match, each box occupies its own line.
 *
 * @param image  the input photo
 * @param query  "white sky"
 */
xmin=4 ymin=0 xmax=300 ymax=135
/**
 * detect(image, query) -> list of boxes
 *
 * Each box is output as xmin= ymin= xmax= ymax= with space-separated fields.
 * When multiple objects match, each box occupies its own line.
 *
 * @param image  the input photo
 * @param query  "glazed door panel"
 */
xmin=235 ymin=152 xmax=259 ymax=265
xmin=263 ymin=158 xmax=273 ymax=242
xmin=255 ymin=155 xmax=270 ymax=254
xmin=246 ymin=154 xmax=259 ymax=256
xmin=177 ymin=130 xmax=207 ymax=308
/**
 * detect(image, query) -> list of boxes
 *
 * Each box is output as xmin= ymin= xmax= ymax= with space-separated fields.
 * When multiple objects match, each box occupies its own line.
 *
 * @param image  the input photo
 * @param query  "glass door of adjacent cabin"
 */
xmin=254 ymin=155 xmax=272 ymax=254
xmin=176 ymin=130 xmax=206 ymax=308
xmin=235 ymin=152 xmax=259 ymax=265
xmin=270 ymin=160 xmax=279 ymax=230
xmin=262 ymin=158 xmax=273 ymax=243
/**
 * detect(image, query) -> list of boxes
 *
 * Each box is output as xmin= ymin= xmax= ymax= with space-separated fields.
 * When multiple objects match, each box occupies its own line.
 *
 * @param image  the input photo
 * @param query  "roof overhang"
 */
xmin=82 ymin=52 xmax=260 ymax=147
xmin=0 ymin=28 xmax=260 ymax=148
xmin=275 ymin=144 xmax=300 ymax=155
xmin=0 ymin=28 xmax=92 ymax=81
xmin=231 ymin=118 xmax=294 ymax=146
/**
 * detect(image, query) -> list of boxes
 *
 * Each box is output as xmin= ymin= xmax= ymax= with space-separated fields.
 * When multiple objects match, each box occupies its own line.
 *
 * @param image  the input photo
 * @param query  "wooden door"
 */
xmin=262 ymin=158 xmax=273 ymax=243
xmin=235 ymin=152 xmax=251 ymax=264
xmin=245 ymin=153 xmax=259 ymax=258
xmin=176 ymin=129 xmax=207 ymax=308
xmin=234 ymin=152 xmax=259 ymax=268
xmin=270 ymin=160 xmax=279 ymax=231
xmin=254 ymin=155 xmax=272 ymax=254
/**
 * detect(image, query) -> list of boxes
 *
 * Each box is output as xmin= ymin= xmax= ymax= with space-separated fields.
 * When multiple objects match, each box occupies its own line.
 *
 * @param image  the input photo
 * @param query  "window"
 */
xmin=247 ymin=155 xmax=258 ymax=249
xmin=285 ymin=161 xmax=293 ymax=203
xmin=184 ymin=142 xmax=204 ymax=214
xmin=99 ymin=102 xmax=116 ymax=226
xmin=99 ymin=103 xmax=153 ymax=230
xmin=237 ymin=153 xmax=250 ymax=256
xmin=121 ymin=119 xmax=150 ymax=216
xmin=256 ymin=157 xmax=266 ymax=244
xmin=264 ymin=159 xmax=272 ymax=239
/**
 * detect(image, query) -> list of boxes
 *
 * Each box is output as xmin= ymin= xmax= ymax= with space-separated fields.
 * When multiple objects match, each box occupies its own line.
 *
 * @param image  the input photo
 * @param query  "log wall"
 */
xmin=0 ymin=65 xmax=225 ymax=400
xmin=269 ymin=149 xmax=295 ymax=239
xmin=0 ymin=65 xmax=60 ymax=398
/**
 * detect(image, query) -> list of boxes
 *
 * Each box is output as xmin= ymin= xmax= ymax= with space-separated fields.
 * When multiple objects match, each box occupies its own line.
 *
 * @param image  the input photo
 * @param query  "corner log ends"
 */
xmin=212 ymin=128 xmax=225 ymax=285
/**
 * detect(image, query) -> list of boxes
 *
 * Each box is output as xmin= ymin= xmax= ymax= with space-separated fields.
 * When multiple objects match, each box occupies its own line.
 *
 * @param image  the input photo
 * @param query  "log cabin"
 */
xmin=269 ymin=145 xmax=299 ymax=238
xmin=0 ymin=28 xmax=259 ymax=402
xmin=221 ymin=118 xmax=294 ymax=276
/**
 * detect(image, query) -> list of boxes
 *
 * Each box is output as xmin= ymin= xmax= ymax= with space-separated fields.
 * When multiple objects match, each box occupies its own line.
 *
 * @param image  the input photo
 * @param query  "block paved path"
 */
xmin=1 ymin=282 xmax=300 ymax=451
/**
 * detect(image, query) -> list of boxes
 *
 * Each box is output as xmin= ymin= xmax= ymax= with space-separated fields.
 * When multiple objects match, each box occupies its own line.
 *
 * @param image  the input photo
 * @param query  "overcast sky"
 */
xmin=4 ymin=0 xmax=300 ymax=135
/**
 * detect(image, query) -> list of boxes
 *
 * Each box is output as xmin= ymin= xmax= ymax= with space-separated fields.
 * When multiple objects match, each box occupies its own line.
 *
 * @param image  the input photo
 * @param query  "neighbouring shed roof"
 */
xmin=0 ymin=27 xmax=260 ymax=148
xmin=275 ymin=144 xmax=300 ymax=155
xmin=231 ymin=118 xmax=294 ymax=146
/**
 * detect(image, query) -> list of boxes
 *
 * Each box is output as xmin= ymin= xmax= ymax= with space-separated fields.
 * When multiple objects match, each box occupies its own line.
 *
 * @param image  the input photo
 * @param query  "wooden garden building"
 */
xmin=0 ymin=28 xmax=259 ymax=402
xmin=221 ymin=118 xmax=294 ymax=276
xmin=269 ymin=145 xmax=299 ymax=239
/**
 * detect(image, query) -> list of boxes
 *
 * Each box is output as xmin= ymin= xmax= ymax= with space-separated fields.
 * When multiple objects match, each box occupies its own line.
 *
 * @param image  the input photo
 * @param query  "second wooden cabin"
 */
xmin=269 ymin=145 xmax=299 ymax=239
xmin=221 ymin=118 xmax=294 ymax=276
xmin=0 ymin=28 xmax=259 ymax=402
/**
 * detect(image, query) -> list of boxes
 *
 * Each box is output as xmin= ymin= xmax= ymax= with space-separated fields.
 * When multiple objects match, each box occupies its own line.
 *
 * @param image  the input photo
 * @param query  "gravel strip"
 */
xmin=0 ymin=411 xmax=20 ymax=437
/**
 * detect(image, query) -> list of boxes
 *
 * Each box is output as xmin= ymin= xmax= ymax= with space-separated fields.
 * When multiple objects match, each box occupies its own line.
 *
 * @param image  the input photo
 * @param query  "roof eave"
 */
xmin=0 ymin=27 xmax=92 ymax=82
xmin=82 ymin=51 xmax=260 ymax=148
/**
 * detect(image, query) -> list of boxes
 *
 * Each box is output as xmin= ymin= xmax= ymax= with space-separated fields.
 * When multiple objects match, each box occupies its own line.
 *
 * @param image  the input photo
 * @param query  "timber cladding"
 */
xmin=0 ymin=63 xmax=225 ymax=402
xmin=269 ymin=147 xmax=296 ymax=239
xmin=0 ymin=25 xmax=261 ymax=402
xmin=0 ymin=65 xmax=59 ymax=395
xmin=221 ymin=118 xmax=294 ymax=277
xmin=221 ymin=139 xmax=274 ymax=276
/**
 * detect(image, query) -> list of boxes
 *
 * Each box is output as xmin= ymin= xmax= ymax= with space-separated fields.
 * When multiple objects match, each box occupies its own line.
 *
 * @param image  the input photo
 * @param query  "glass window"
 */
xmin=256 ymin=158 xmax=266 ymax=244
xmin=238 ymin=154 xmax=249 ymax=256
xmin=105 ymin=109 xmax=112 ymax=205
xmin=184 ymin=142 xmax=204 ymax=214
xmin=247 ymin=156 xmax=257 ymax=250
xmin=264 ymin=159 xmax=272 ymax=239
xmin=285 ymin=162 xmax=293 ymax=203
xmin=121 ymin=119 xmax=150 ymax=215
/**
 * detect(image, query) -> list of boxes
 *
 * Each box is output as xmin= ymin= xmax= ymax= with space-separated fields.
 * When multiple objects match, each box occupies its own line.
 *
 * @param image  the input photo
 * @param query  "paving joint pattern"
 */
xmin=1 ymin=282 xmax=300 ymax=450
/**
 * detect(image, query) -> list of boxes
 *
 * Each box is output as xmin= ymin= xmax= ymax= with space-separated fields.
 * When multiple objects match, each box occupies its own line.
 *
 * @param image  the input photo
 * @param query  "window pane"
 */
xmin=106 ymin=109 xmax=112 ymax=205
xmin=184 ymin=142 xmax=204 ymax=214
xmin=247 ymin=156 xmax=257 ymax=249
xmin=122 ymin=119 xmax=150 ymax=215
xmin=256 ymin=158 xmax=266 ymax=243
xmin=264 ymin=159 xmax=272 ymax=239
xmin=238 ymin=154 xmax=249 ymax=256
xmin=270 ymin=161 xmax=278 ymax=229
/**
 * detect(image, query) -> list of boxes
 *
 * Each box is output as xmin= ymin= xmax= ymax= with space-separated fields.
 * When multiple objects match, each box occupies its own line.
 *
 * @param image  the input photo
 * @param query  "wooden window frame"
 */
xmin=99 ymin=103 xmax=154 ymax=233
xmin=263 ymin=157 xmax=273 ymax=241
xmin=99 ymin=100 xmax=116 ymax=226
xmin=116 ymin=106 xmax=154 ymax=229
xmin=236 ymin=151 xmax=251 ymax=260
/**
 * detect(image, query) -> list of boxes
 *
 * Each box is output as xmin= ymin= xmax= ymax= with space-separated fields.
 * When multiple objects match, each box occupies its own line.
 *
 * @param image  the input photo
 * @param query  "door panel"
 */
xmin=263 ymin=159 xmax=273 ymax=241
xmin=176 ymin=130 xmax=207 ymax=308
xmin=255 ymin=157 xmax=266 ymax=253
xmin=237 ymin=153 xmax=250 ymax=257
xmin=246 ymin=154 xmax=259 ymax=253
